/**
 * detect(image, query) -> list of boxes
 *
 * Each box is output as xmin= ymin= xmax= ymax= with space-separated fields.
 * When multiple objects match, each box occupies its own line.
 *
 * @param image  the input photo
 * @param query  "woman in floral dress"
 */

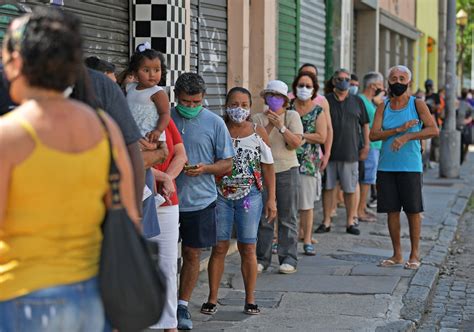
xmin=202 ymin=87 xmax=276 ymax=316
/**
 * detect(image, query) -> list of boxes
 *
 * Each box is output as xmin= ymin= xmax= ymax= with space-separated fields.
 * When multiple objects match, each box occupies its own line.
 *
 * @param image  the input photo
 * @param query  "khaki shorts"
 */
xmin=298 ymin=173 xmax=321 ymax=210
xmin=324 ymin=161 xmax=358 ymax=193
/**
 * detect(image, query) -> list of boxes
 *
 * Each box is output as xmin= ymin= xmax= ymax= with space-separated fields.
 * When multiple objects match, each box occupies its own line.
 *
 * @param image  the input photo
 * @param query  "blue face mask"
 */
xmin=335 ymin=79 xmax=350 ymax=91
xmin=349 ymin=86 xmax=359 ymax=95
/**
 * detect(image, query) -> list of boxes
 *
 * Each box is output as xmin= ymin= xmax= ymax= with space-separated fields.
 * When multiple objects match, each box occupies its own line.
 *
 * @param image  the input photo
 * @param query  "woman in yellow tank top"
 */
xmin=0 ymin=8 xmax=139 ymax=331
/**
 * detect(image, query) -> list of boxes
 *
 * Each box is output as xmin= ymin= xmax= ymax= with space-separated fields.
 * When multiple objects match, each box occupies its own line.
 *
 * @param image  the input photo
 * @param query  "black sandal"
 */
xmin=314 ymin=224 xmax=331 ymax=233
xmin=200 ymin=302 xmax=217 ymax=315
xmin=244 ymin=303 xmax=260 ymax=315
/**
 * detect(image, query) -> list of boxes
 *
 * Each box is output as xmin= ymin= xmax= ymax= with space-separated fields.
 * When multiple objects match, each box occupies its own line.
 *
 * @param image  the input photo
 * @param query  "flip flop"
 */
xmin=379 ymin=259 xmax=403 ymax=267
xmin=404 ymin=261 xmax=421 ymax=270
xmin=358 ymin=216 xmax=377 ymax=223
xmin=244 ymin=303 xmax=260 ymax=315
xmin=200 ymin=302 xmax=217 ymax=315
xmin=299 ymin=237 xmax=318 ymax=244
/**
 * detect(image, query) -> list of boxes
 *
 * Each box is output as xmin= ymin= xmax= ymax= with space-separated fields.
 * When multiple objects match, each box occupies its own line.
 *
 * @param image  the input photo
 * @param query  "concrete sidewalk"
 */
xmin=184 ymin=152 xmax=473 ymax=332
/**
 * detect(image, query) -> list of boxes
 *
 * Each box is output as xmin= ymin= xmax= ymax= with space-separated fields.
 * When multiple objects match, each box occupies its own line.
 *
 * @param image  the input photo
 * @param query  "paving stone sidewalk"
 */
xmin=181 ymin=152 xmax=473 ymax=331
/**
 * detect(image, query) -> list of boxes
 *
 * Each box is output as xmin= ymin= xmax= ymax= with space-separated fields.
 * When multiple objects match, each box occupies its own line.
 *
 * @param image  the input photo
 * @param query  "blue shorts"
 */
xmin=362 ymin=148 xmax=380 ymax=185
xmin=179 ymin=201 xmax=217 ymax=248
xmin=0 ymin=277 xmax=104 ymax=331
xmin=216 ymin=186 xmax=263 ymax=244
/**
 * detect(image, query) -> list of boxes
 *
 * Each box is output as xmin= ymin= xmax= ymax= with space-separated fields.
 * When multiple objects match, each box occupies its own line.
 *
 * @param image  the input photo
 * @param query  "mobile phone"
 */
xmin=183 ymin=164 xmax=199 ymax=171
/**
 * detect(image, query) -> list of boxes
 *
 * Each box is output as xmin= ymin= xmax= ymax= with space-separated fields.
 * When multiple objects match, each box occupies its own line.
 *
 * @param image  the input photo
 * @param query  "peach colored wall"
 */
xmin=379 ymin=0 xmax=415 ymax=26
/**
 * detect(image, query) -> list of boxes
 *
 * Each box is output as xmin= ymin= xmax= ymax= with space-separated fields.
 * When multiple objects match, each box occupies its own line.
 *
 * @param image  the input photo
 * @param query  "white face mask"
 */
xmin=296 ymin=86 xmax=313 ymax=101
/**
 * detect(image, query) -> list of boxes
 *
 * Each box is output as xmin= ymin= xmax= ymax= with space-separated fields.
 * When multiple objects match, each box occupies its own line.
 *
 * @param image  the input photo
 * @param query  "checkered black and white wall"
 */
xmin=132 ymin=0 xmax=186 ymax=102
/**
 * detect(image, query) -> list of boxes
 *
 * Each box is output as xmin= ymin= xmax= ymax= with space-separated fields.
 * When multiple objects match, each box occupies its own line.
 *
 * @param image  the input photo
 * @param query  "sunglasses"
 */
xmin=297 ymin=84 xmax=313 ymax=89
xmin=335 ymin=77 xmax=350 ymax=82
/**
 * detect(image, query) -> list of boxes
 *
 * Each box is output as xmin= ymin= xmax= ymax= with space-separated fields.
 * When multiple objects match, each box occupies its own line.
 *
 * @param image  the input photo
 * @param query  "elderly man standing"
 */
xmin=357 ymin=72 xmax=386 ymax=222
xmin=171 ymin=73 xmax=234 ymax=330
xmin=316 ymin=68 xmax=370 ymax=236
xmin=370 ymin=65 xmax=439 ymax=270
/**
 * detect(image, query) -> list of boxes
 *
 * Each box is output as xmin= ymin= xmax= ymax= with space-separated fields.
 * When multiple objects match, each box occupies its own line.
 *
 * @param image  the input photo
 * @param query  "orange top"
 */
xmin=0 ymin=114 xmax=109 ymax=301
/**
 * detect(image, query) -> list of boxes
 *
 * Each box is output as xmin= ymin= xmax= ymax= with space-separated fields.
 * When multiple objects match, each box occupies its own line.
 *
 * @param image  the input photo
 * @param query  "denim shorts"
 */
xmin=216 ymin=186 xmax=263 ymax=244
xmin=0 ymin=277 xmax=104 ymax=332
xmin=362 ymin=148 xmax=380 ymax=185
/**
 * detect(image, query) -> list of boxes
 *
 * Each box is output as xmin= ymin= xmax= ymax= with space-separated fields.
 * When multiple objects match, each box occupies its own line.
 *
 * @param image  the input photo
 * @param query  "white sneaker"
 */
xmin=279 ymin=263 xmax=297 ymax=274
xmin=257 ymin=263 xmax=264 ymax=273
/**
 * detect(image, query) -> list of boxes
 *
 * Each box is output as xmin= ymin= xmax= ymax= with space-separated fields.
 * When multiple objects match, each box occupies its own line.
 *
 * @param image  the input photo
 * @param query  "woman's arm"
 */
xmin=165 ymin=143 xmax=187 ymax=180
xmin=102 ymin=114 xmax=140 ymax=228
xmin=149 ymin=90 xmax=171 ymax=141
xmin=303 ymin=110 xmax=328 ymax=144
xmin=320 ymin=97 xmax=333 ymax=170
xmin=261 ymin=163 xmax=277 ymax=223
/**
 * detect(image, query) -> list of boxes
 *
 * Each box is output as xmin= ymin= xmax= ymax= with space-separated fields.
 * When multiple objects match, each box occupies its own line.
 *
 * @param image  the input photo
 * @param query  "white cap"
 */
xmin=261 ymin=80 xmax=289 ymax=100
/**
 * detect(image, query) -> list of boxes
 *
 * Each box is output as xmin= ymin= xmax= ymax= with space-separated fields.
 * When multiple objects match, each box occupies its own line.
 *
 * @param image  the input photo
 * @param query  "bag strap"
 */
xmin=96 ymin=110 xmax=123 ymax=209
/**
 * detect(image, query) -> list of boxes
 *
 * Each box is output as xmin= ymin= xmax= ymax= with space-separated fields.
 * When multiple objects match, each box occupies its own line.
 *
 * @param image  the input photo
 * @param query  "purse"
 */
xmin=97 ymin=112 xmax=166 ymax=332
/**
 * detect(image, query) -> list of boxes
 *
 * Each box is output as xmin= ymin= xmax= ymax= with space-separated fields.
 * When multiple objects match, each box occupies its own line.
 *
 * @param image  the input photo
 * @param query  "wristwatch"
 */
xmin=279 ymin=126 xmax=287 ymax=134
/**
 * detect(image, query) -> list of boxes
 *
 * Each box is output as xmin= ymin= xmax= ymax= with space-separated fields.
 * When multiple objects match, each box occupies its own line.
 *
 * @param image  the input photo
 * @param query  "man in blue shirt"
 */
xmin=171 ymin=73 xmax=234 ymax=330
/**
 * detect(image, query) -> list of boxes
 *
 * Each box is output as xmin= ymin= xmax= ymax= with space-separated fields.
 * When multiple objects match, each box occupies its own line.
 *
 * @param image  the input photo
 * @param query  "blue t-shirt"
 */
xmin=378 ymin=96 xmax=423 ymax=172
xmin=171 ymin=108 xmax=234 ymax=212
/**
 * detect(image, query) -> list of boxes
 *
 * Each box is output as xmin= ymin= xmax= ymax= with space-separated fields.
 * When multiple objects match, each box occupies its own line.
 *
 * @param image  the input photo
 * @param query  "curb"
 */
xmin=399 ymin=187 xmax=472 ymax=328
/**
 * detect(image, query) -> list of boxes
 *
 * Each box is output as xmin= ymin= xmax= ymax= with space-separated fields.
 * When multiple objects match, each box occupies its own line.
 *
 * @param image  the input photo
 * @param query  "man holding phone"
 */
xmin=171 ymin=73 xmax=234 ymax=330
xmin=356 ymin=72 xmax=385 ymax=222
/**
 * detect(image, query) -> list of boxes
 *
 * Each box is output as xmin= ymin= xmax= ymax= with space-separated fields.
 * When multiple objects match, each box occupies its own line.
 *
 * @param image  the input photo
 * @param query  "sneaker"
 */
xmin=257 ymin=263 xmax=264 ymax=273
xmin=279 ymin=263 xmax=297 ymax=274
xmin=177 ymin=304 xmax=193 ymax=330
xmin=346 ymin=225 xmax=360 ymax=235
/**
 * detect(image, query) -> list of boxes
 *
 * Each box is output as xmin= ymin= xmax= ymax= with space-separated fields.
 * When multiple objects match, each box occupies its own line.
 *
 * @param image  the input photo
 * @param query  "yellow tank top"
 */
xmin=0 ymin=114 xmax=109 ymax=301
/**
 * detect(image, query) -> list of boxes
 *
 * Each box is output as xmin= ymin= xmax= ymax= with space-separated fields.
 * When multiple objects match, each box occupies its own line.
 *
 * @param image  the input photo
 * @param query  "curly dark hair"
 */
xmin=128 ymin=45 xmax=167 ymax=86
xmin=291 ymin=71 xmax=319 ymax=100
xmin=4 ymin=7 xmax=83 ymax=91
xmin=174 ymin=72 xmax=206 ymax=96
xmin=85 ymin=56 xmax=115 ymax=74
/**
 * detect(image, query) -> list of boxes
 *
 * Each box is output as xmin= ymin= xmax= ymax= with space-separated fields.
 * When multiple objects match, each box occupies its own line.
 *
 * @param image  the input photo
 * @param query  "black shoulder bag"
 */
xmin=97 ymin=113 xmax=166 ymax=332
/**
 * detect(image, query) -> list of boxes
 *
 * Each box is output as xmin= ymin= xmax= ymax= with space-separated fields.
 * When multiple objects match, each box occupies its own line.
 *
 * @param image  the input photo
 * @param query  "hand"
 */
xmin=184 ymin=163 xmax=207 ymax=177
xmin=320 ymin=153 xmax=330 ymax=171
xmin=161 ymin=175 xmax=175 ymax=204
xmin=391 ymin=135 xmax=408 ymax=152
xmin=264 ymin=198 xmax=277 ymax=223
xmin=398 ymin=119 xmax=419 ymax=133
xmin=146 ymin=129 xmax=163 ymax=143
xmin=359 ymin=146 xmax=369 ymax=161
xmin=373 ymin=91 xmax=385 ymax=106
xmin=265 ymin=111 xmax=284 ymax=130
xmin=139 ymin=138 xmax=158 ymax=151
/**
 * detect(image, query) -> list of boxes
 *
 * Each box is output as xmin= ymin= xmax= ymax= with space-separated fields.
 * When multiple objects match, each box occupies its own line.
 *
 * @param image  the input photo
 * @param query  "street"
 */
xmin=176 ymin=151 xmax=473 ymax=332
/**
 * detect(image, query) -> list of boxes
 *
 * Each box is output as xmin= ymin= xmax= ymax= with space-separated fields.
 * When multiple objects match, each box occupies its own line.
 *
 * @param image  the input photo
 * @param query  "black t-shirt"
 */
xmin=325 ymin=93 xmax=369 ymax=162
xmin=88 ymin=69 xmax=141 ymax=145
xmin=0 ymin=66 xmax=17 ymax=116
xmin=425 ymin=92 xmax=440 ymax=114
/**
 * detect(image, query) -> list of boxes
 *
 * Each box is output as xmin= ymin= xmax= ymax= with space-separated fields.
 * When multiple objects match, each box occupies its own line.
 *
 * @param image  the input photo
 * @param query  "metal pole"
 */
xmin=439 ymin=0 xmax=460 ymax=178
xmin=438 ymin=0 xmax=447 ymax=88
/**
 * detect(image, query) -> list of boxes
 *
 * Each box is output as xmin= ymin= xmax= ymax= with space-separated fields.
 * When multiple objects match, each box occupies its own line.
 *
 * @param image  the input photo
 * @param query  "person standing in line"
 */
xmin=290 ymin=72 xmax=327 ymax=255
xmin=370 ymin=65 xmax=439 ymax=270
xmin=149 ymin=119 xmax=187 ymax=332
xmin=0 ymin=9 xmax=139 ymax=330
xmin=357 ymin=72 xmax=385 ymax=222
xmin=315 ymin=68 xmax=370 ymax=236
xmin=254 ymin=80 xmax=303 ymax=275
xmin=457 ymin=88 xmax=474 ymax=164
xmin=202 ymin=87 xmax=276 ymax=316
xmin=85 ymin=56 xmax=117 ymax=82
xmin=171 ymin=73 xmax=234 ymax=330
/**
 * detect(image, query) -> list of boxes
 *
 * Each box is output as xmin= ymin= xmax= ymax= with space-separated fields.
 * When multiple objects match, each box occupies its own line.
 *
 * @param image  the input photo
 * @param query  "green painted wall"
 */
xmin=0 ymin=4 xmax=22 ymax=45
xmin=278 ymin=0 xmax=300 ymax=86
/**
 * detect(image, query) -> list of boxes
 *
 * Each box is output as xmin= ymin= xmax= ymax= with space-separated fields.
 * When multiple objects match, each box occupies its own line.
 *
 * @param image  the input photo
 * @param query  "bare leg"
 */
xmin=207 ymin=241 xmax=230 ymax=304
xmin=358 ymin=183 xmax=370 ymax=218
xmin=343 ymin=192 xmax=357 ymax=227
xmin=406 ymin=212 xmax=421 ymax=263
xmin=238 ymin=242 xmax=257 ymax=304
xmin=322 ymin=189 xmax=335 ymax=227
xmin=386 ymin=212 xmax=403 ymax=263
xmin=353 ymin=183 xmax=360 ymax=219
xmin=179 ymin=246 xmax=202 ymax=302
xmin=300 ymin=209 xmax=314 ymax=244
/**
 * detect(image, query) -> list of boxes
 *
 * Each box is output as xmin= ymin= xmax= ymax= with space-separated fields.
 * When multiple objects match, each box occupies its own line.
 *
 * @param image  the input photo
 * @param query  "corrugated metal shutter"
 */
xmin=0 ymin=4 xmax=24 ymax=45
xmin=299 ymin=0 xmax=325 ymax=85
xmin=352 ymin=9 xmax=357 ymax=75
xmin=22 ymin=0 xmax=130 ymax=71
xmin=190 ymin=0 xmax=227 ymax=114
xmin=278 ymin=0 xmax=299 ymax=86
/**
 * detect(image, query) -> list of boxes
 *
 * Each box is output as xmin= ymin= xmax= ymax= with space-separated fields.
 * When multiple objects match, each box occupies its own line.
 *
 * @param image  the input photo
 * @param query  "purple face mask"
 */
xmin=265 ymin=95 xmax=285 ymax=112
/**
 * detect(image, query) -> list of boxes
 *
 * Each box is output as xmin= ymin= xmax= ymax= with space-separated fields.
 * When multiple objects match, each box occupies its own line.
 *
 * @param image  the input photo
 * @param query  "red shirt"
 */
xmin=154 ymin=119 xmax=183 ymax=206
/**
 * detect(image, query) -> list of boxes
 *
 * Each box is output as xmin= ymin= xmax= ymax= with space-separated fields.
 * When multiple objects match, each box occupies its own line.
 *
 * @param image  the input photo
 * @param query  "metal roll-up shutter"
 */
xmin=23 ymin=0 xmax=130 ymax=71
xmin=299 ymin=0 xmax=325 ymax=85
xmin=0 ymin=3 xmax=25 ymax=45
xmin=278 ymin=0 xmax=299 ymax=86
xmin=190 ymin=0 xmax=227 ymax=114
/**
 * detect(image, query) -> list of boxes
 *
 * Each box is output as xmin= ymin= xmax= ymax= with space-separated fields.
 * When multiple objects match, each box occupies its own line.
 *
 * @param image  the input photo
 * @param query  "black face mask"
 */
xmin=374 ymin=88 xmax=384 ymax=96
xmin=389 ymin=83 xmax=408 ymax=97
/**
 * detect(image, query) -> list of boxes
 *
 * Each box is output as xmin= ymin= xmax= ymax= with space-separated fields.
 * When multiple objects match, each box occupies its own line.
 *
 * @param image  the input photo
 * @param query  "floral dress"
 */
xmin=296 ymin=105 xmax=324 ymax=177
xmin=216 ymin=125 xmax=273 ymax=200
